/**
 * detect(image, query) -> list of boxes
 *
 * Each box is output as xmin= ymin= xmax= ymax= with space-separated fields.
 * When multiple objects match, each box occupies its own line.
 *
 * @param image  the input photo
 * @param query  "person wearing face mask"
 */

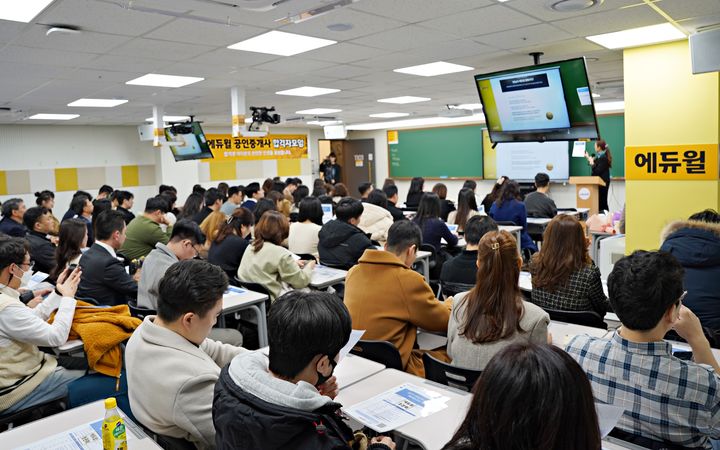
xmin=214 ymin=290 xmax=396 ymax=450
xmin=120 ymin=196 xmax=173 ymax=260
xmin=585 ymin=139 xmax=613 ymax=213
xmin=0 ymin=236 xmax=85 ymax=415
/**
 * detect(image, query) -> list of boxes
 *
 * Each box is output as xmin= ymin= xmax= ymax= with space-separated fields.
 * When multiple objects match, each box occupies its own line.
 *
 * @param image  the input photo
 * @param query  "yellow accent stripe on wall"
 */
xmin=0 ymin=171 xmax=7 ymax=195
xmin=482 ymin=129 xmax=496 ymax=179
xmin=277 ymin=158 xmax=302 ymax=177
xmin=209 ymin=160 xmax=237 ymax=181
xmin=55 ymin=168 xmax=78 ymax=192
xmin=122 ymin=165 xmax=140 ymax=187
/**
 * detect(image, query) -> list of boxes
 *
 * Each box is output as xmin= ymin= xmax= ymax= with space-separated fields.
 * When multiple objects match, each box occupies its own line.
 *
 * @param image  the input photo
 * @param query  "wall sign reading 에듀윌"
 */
xmin=203 ymin=134 xmax=308 ymax=161
xmin=626 ymin=144 xmax=718 ymax=180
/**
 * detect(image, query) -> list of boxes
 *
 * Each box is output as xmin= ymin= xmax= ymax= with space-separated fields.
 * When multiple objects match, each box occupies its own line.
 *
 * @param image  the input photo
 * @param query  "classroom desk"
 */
xmin=336 ymin=368 xmax=471 ymax=450
xmin=1 ymin=400 xmax=161 ymax=449
xmin=499 ymin=225 xmax=522 ymax=252
xmin=414 ymin=250 xmax=431 ymax=282
xmin=220 ymin=286 xmax=269 ymax=347
xmin=310 ymin=265 xmax=348 ymax=289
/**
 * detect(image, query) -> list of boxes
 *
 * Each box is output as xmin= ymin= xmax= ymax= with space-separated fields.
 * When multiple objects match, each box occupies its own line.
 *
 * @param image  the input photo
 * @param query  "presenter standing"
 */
xmin=320 ymin=152 xmax=341 ymax=185
xmin=585 ymin=140 xmax=612 ymax=213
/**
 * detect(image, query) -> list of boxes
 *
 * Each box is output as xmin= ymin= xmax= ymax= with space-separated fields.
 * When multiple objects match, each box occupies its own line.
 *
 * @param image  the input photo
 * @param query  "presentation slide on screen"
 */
xmin=495 ymin=141 xmax=569 ymax=181
xmin=487 ymin=67 xmax=570 ymax=132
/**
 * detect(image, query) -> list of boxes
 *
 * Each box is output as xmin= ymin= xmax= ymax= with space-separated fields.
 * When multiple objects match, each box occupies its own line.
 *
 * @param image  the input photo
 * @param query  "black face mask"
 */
xmin=315 ymin=355 xmax=337 ymax=388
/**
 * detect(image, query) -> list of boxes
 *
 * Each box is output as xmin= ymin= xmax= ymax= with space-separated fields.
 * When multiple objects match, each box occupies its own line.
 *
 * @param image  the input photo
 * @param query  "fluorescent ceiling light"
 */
xmin=296 ymin=108 xmax=342 ymax=114
xmin=145 ymin=115 xmax=191 ymax=122
xmin=228 ymin=30 xmax=336 ymax=56
xmin=394 ymin=61 xmax=474 ymax=77
xmin=276 ymin=86 xmax=340 ymax=97
xmin=378 ymin=96 xmax=431 ymax=104
xmin=68 ymin=98 xmax=128 ymax=108
xmin=592 ymin=93 xmax=601 ymax=98
xmin=28 ymin=113 xmax=79 ymax=121
xmin=348 ymin=113 xmax=485 ymax=131
xmin=594 ymin=101 xmax=624 ymax=112
xmin=0 ymin=0 xmax=54 ymax=23
xmin=454 ymin=103 xmax=483 ymax=110
xmin=307 ymin=120 xmax=342 ymax=126
xmin=586 ymin=23 xmax=685 ymax=49
xmin=127 ymin=73 xmax=204 ymax=88
xmin=369 ymin=112 xmax=410 ymax=118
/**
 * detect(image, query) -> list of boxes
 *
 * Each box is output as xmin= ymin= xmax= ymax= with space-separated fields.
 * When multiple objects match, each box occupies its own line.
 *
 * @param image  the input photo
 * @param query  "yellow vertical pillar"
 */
xmin=624 ymin=40 xmax=720 ymax=253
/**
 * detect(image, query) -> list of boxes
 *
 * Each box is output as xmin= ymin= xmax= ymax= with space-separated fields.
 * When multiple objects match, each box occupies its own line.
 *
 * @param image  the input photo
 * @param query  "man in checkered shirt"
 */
xmin=566 ymin=250 xmax=720 ymax=449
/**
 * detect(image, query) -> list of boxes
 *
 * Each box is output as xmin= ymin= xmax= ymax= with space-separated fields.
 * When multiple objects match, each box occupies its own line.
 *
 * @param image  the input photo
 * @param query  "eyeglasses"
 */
xmin=677 ymin=290 xmax=687 ymax=305
xmin=19 ymin=260 xmax=34 ymax=271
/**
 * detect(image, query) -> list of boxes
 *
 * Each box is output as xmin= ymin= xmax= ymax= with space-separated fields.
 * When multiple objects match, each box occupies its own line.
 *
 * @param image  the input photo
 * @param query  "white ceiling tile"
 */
xmin=108 ymin=38 xmax=217 ymax=62
xmin=252 ymin=57 xmax=336 ymax=74
xmin=0 ymin=20 xmax=29 ymax=44
xmin=420 ymin=5 xmax=540 ymax=38
xmin=655 ymin=0 xmax=720 ymax=21
xmin=192 ymin=48 xmax=280 ymax=67
xmin=550 ymin=4 xmax=666 ymax=36
xmin=305 ymin=43 xmax=387 ymax=64
xmin=81 ymin=54 xmax=166 ymax=73
xmin=281 ymin=9 xmax=406 ymax=40
xmin=476 ymin=23 xmax=574 ymax=50
xmin=349 ymin=0 xmax=492 ymax=23
xmin=407 ymin=39 xmax=496 ymax=61
xmin=14 ymin=26 xmax=129 ymax=54
xmin=677 ymin=13 xmax=720 ymax=33
xmin=0 ymin=45 xmax=96 ymax=67
xmin=145 ymin=19 xmax=267 ymax=47
xmin=352 ymin=25 xmax=460 ymax=52
xmin=504 ymin=0 xmax=640 ymax=22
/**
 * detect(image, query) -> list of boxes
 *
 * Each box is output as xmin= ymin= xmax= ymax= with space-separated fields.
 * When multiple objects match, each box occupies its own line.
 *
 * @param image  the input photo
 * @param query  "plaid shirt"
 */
xmin=530 ymin=263 xmax=610 ymax=315
xmin=566 ymin=332 xmax=720 ymax=449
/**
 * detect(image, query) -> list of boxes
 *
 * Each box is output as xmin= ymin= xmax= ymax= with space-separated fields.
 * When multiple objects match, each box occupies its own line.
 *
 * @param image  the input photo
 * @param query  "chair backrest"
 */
xmin=75 ymin=295 xmax=100 ymax=306
xmin=544 ymin=308 xmax=608 ymax=330
xmin=0 ymin=397 xmax=66 ymax=430
xmin=350 ymin=340 xmax=403 ymax=371
xmin=234 ymin=278 xmax=273 ymax=299
xmin=155 ymin=434 xmax=198 ymax=450
xmin=609 ymin=428 xmax=693 ymax=450
xmin=440 ymin=281 xmax=475 ymax=299
xmin=422 ymin=352 xmax=481 ymax=392
xmin=127 ymin=299 xmax=156 ymax=320
xmin=419 ymin=243 xmax=438 ymax=270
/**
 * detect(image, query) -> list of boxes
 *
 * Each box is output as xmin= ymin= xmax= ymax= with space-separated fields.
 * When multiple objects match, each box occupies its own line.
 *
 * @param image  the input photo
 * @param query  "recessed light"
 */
xmin=145 ymin=115 xmax=191 ymax=122
xmin=276 ymin=86 xmax=340 ymax=97
xmin=592 ymin=93 xmax=601 ymax=98
xmin=394 ymin=61 xmax=474 ymax=77
xmin=594 ymin=101 xmax=624 ymax=112
xmin=68 ymin=98 xmax=128 ymax=108
xmin=586 ymin=23 xmax=685 ymax=49
xmin=126 ymin=74 xmax=204 ymax=88
xmin=228 ymin=30 xmax=336 ymax=56
xmin=378 ymin=96 xmax=431 ymax=104
xmin=454 ymin=103 xmax=483 ymax=110
xmin=0 ymin=0 xmax=55 ymax=23
xmin=296 ymin=108 xmax=342 ymax=114
xmin=28 ymin=113 xmax=79 ymax=121
xmin=347 ymin=113 xmax=485 ymax=131
xmin=369 ymin=112 xmax=410 ymax=118
xmin=550 ymin=0 xmax=603 ymax=12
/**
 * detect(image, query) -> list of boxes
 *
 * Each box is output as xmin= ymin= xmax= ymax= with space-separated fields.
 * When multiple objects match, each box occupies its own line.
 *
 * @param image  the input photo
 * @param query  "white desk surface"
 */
xmin=527 ymin=217 xmax=552 ymax=225
xmin=310 ymin=265 xmax=348 ymax=288
xmin=1 ymin=400 xmax=161 ymax=449
xmin=417 ymin=330 xmax=447 ymax=350
xmin=222 ymin=287 xmax=268 ymax=312
xmin=336 ymin=368 xmax=470 ymax=450
xmin=499 ymin=225 xmax=523 ymax=233
xmin=415 ymin=250 xmax=431 ymax=260
xmin=548 ymin=320 xmax=612 ymax=347
xmin=56 ymin=338 xmax=84 ymax=353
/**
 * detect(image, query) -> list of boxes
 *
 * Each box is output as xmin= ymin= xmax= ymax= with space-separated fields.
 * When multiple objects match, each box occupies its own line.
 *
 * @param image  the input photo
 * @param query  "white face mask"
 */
xmin=20 ymin=268 xmax=32 ymax=287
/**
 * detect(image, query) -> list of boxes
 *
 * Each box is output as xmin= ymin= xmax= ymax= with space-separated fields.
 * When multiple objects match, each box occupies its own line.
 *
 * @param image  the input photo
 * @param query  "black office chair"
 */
xmin=417 ymin=243 xmax=438 ymax=276
xmin=422 ymin=353 xmax=482 ymax=392
xmin=544 ymin=308 xmax=608 ymax=330
xmin=128 ymin=299 xmax=156 ymax=320
xmin=609 ymin=428 xmax=693 ymax=450
xmin=233 ymin=278 xmax=273 ymax=299
xmin=155 ymin=434 xmax=198 ymax=450
xmin=75 ymin=295 xmax=100 ymax=306
xmin=439 ymin=281 xmax=474 ymax=299
xmin=294 ymin=253 xmax=318 ymax=262
xmin=0 ymin=397 xmax=67 ymax=431
xmin=350 ymin=340 xmax=403 ymax=371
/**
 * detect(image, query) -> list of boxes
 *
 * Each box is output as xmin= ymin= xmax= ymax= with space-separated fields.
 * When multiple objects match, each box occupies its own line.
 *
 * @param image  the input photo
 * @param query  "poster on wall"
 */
xmin=203 ymin=134 xmax=308 ymax=161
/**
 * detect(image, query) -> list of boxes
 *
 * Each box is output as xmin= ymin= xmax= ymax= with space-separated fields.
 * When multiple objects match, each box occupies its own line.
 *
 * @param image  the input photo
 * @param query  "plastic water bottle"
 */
xmin=102 ymin=397 xmax=127 ymax=450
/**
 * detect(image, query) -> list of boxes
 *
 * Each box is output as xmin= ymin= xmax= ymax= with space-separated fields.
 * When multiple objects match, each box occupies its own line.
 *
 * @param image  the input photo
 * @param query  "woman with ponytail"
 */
xmin=447 ymin=230 xmax=549 ymax=371
xmin=585 ymin=139 xmax=612 ymax=212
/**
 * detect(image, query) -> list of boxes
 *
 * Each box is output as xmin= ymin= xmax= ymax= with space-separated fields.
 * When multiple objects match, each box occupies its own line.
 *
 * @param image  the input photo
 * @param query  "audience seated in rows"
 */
xmin=68 ymin=194 xmax=95 ymax=244
xmin=382 ymin=184 xmax=405 ymax=222
xmin=238 ymin=211 xmax=314 ymax=300
xmin=220 ymin=186 xmax=243 ymax=216
xmin=34 ymin=190 xmax=60 ymax=235
xmin=413 ymin=193 xmax=458 ymax=252
xmin=115 ymin=190 xmax=135 ymax=225
xmin=318 ymin=198 xmax=374 ymax=270
xmin=331 ymin=182 xmax=348 ymax=204
xmin=440 ymin=215 xmax=498 ymax=287
xmin=345 ymin=221 xmax=451 ymax=377
xmin=240 ymin=183 xmax=263 ymax=210
xmin=97 ymin=184 xmax=114 ymax=201
xmin=208 ymin=208 xmax=254 ymax=280
xmin=24 ymin=206 xmax=56 ymax=275
xmin=660 ymin=209 xmax=720 ymax=333
xmin=358 ymin=182 xmax=374 ymax=201
xmin=50 ymin=218 xmax=87 ymax=282
xmin=287 ymin=197 xmax=322 ymax=257
xmin=121 ymin=197 xmax=173 ymax=260
xmin=530 ymin=215 xmax=610 ymax=316
xmin=61 ymin=191 xmax=91 ymax=222
xmin=199 ymin=210 xmax=227 ymax=245
xmin=447 ymin=230 xmax=549 ymax=371
xmin=213 ymin=290 xmax=395 ymax=450
xmin=447 ymin=188 xmax=480 ymax=233
xmin=252 ymin=198 xmax=276 ymax=224
xmin=193 ymin=188 xmax=223 ymax=225
xmin=524 ymin=172 xmax=558 ymax=218
xmin=443 ymin=343 xmax=601 ymax=450
xmin=480 ymin=176 xmax=507 ymax=216
xmin=127 ymin=260 xmax=247 ymax=449
xmin=489 ymin=179 xmax=537 ymax=253
xmin=358 ymin=189 xmax=393 ymax=244
xmin=0 ymin=198 xmax=27 ymax=238
xmin=405 ymin=176 xmax=424 ymax=209
xmin=432 ymin=183 xmax=455 ymax=222
xmin=77 ymin=210 xmax=137 ymax=305
xmin=566 ymin=250 xmax=720 ymax=448
xmin=267 ymin=190 xmax=291 ymax=218
xmin=177 ymin=192 xmax=203 ymax=222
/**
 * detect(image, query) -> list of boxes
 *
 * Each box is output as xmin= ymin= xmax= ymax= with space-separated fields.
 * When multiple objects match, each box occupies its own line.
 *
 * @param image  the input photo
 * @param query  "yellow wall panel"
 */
xmin=277 ymin=158 xmax=302 ymax=177
xmin=121 ymin=165 xmax=140 ymax=187
xmin=482 ymin=129 xmax=496 ymax=179
xmin=0 ymin=171 xmax=7 ymax=195
xmin=209 ymin=160 xmax=237 ymax=181
xmin=55 ymin=168 xmax=78 ymax=192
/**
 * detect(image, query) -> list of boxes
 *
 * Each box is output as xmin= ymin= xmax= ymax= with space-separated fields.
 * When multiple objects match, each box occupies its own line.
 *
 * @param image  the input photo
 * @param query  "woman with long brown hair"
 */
xmin=50 ymin=218 xmax=88 ymax=281
xmin=447 ymin=231 xmax=548 ymax=371
xmin=530 ymin=215 xmax=609 ymax=315
xmin=237 ymin=211 xmax=315 ymax=300
xmin=432 ymin=183 xmax=455 ymax=222
xmin=447 ymin=188 xmax=479 ymax=233
xmin=208 ymin=207 xmax=254 ymax=279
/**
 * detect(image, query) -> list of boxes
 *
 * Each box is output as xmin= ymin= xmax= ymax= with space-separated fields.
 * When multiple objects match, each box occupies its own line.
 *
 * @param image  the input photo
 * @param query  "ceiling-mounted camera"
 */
xmin=249 ymin=106 xmax=281 ymax=131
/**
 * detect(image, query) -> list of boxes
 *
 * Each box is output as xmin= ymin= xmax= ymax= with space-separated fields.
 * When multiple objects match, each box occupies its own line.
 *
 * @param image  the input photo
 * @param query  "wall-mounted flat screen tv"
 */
xmin=164 ymin=121 xmax=213 ymax=161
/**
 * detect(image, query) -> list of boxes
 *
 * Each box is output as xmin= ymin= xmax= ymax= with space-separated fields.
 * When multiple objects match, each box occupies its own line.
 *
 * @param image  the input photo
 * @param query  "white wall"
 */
xmin=348 ymin=129 xmax=625 ymax=213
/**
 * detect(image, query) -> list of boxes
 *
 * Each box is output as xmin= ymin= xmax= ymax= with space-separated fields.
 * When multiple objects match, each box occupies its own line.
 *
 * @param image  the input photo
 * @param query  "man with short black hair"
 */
xmin=345 ymin=221 xmax=452 ymax=376
xmin=383 ymin=184 xmax=405 ymax=222
xmin=23 ymin=206 xmax=57 ymax=274
xmin=318 ymin=197 xmax=374 ymax=270
xmin=77 ymin=210 xmax=137 ymax=305
xmin=127 ymin=259 xmax=246 ymax=449
xmin=240 ymin=183 xmax=264 ymax=210
xmin=61 ymin=191 xmax=92 ymax=222
xmin=193 ymin=188 xmax=224 ymax=225
xmin=441 ymin=215 xmax=498 ymax=287
xmin=524 ymin=172 xmax=557 ymax=218
xmin=97 ymin=185 xmax=114 ymax=200
xmin=358 ymin=182 xmax=373 ymax=200
xmin=69 ymin=194 xmax=95 ymax=243
xmin=121 ymin=197 xmax=172 ymax=260
xmin=214 ymin=290 xmax=395 ymax=450
xmin=566 ymin=250 xmax=720 ymax=448
xmin=115 ymin=191 xmax=136 ymax=224
xmin=220 ymin=186 xmax=243 ymax=216
xmin=0 ymin=198 xmax=27 ymax=237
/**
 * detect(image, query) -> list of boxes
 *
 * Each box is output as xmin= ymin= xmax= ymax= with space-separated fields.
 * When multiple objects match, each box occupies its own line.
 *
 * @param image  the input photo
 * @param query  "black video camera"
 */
xmin=249 ymin=106 xmax=281 ymax=127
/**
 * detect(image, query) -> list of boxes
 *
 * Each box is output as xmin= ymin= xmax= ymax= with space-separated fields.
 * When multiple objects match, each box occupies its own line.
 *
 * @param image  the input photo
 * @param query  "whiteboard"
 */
xmin=495 ymin=141 xmax=569 ymax=181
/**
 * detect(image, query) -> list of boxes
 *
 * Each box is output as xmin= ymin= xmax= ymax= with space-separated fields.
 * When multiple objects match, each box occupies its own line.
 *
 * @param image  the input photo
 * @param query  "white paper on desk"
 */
xmin=344 ymin=383 xmax=450 ymax=433
xmin=339 ymin=329 xmax=364 ymax=361
xmin=596 ymin=403 xmax=625 ymax=438
xmin=12 ymin=418 xmax=138 ymax=450
xmin=26 ymin=271 xmax=49 ymax=289
xmin=572 ymin=141 xmax=587 ymax=157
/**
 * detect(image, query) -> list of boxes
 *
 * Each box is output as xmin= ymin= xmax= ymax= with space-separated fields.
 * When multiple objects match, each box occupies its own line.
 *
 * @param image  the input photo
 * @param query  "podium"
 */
xmin=569 ymin=176 xmax=606 ymax=216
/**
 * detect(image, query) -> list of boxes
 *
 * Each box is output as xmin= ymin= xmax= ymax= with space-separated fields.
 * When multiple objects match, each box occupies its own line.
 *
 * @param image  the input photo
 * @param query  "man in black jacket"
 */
xmin=23 ymin=206 xmax=57 ymax=275
xmin=193 ymin=188 xmax=223 ymax=225
xmin=383 ymin=185 xmax=405 ymax=222
xmin=0 ymin=198 xmax=27 ymax=237
xmin=77 ymin=210 xmax=137 ymax=305
xmin=318 ymin=198 xmax=375 ymax=270
xmin=440 ymin=215 xmax=498 ymax=288
xmin=213 ymin=290 xmax=394 ymax=450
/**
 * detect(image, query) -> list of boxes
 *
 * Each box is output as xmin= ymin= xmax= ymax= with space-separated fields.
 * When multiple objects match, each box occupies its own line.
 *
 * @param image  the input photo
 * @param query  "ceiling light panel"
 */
xmin=594 ymin=101 xmax=624 ymax=112
xmin=369 ymin=112 xmax=410 ymax=118
xmin=145 ymin=116 xmax=191 ymax=122
xmin=377 ymin=96 xmax=431 ymax=104
xmin=28 ymin=113 xmax=79 ymax=120
xmin=296 ymin=108 xmax=342 ymax=114
xmin=586 ymin=23 xmax=686 ymax=49
xmin=126 ymin=74 xmax=204 ymax=88
xmin=0 ymin=0 xmax=54 ymax=23
xmin=68 ymin=98 xmax=128 ymax=108
xmin=394 ymin=61 xmax=474 ymax=77
xmin=276 ymin=86 xmax=340 ymax=97
xmin=228 ymin=30 xmax=336 ymax=56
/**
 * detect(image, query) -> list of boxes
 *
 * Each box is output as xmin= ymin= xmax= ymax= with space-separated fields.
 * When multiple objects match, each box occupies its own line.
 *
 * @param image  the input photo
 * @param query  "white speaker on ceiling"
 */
xmin=137 ymin=124 xmax=154 ymax=141
xmin=690 ymin=26 xmax=720 ymax=74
